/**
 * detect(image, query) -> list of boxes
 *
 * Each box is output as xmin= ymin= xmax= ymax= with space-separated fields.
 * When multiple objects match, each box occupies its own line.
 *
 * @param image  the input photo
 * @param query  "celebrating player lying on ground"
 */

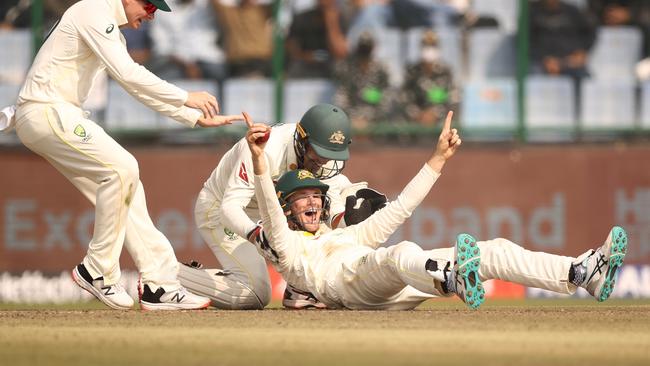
xmin=243 ymin=111 xmax=628 ymax=310
xmin=179 ymin=104 xmax=388 ymax=310
xmin=8 ymin=0 xmax=244 ymax=311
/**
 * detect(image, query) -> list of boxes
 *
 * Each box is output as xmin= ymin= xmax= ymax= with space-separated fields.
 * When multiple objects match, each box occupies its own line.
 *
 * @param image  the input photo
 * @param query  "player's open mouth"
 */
xmin=304 ymin=208 xmax=319 ymax=218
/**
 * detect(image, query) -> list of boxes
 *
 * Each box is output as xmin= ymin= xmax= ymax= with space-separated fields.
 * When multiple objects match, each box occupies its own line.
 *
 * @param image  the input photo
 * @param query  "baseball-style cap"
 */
xmin=147 ymin=0 xmax=171 ymax=12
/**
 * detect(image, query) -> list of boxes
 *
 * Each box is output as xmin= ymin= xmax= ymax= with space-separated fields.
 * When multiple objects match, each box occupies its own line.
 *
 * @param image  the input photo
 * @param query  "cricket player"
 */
xmin=243 ymin=111 xmax=628 ymax=310
xmin=179 ymin=104 xmax=388 ymax=309
xmin=10 ymin=0 xmax=243 ymax=310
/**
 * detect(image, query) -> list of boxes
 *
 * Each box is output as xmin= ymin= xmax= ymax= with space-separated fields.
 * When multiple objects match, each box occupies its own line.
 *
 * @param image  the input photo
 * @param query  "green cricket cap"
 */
xmin=148 ymin=0 xmax=171 ymax=12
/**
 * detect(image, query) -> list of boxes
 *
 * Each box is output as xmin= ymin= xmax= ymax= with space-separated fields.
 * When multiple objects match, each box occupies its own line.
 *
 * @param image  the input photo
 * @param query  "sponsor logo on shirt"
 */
xmin=106 ymin=24 xmax=114 ymax=34
xmin=238 ymin=162 xmax=249 ymax=184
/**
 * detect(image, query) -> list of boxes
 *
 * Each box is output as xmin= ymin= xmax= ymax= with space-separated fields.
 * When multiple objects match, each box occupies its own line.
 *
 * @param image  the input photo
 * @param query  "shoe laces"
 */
xmin=107 ymin=283 xmax=126 ymax=294
xmin=444 ymin=264 xmax=457 ymax=294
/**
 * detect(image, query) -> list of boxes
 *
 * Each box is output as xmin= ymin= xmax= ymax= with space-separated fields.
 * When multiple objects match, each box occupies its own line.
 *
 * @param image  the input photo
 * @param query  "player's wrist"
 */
xmin=427 ymin=155 xmax=446 ymax=174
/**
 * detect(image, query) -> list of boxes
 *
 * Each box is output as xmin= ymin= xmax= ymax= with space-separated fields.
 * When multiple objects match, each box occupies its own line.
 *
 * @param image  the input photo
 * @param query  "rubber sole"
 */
xmin=456 ymin=234 xmax=485 ymax=310
xmin=598 ymin=226 xmax=628 ymax=302
xmin=140 ymin=300 xmax=211 ymax=311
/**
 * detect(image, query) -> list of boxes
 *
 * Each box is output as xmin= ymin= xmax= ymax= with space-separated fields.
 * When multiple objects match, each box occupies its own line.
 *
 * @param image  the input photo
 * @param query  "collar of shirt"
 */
xmin=108 ymin=0 xmax=129 ymax=27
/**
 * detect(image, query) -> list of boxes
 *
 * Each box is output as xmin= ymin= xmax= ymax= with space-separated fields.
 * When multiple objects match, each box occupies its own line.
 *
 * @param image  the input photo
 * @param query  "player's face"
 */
xmin=123 ymin=0 xmax=156 ymax=30
xmin=287 ymin=188 xmax=324 ymax=233
xmin=302 ymin=145 xmax=330 ymax=176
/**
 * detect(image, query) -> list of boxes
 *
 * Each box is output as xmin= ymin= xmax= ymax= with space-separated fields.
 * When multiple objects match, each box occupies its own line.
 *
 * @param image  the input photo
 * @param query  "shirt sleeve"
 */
xmin=349 ymin=164 xmax=441 ymax=248
xmin=254 ymin=172 xmax=299 ymax=270
xmin=75 ymin=13 xmax=188 ymax=107
xmin=219 ymin=144 xmax=262 ymax=238
xmin=113 ymin=77 xmax=201 ymax=128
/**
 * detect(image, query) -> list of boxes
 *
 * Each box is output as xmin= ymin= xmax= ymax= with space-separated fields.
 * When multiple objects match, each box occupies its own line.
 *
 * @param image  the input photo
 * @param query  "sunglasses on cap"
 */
xmin=144 ymin=2 xmax=157 ymax=15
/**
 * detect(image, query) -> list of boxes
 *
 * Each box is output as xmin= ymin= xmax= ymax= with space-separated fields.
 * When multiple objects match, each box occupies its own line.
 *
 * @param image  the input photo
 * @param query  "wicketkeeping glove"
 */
xmin=344 ymin=188 xmax=388 ymax=226
xmin=247 ymin=223 xmax=279 ymax=263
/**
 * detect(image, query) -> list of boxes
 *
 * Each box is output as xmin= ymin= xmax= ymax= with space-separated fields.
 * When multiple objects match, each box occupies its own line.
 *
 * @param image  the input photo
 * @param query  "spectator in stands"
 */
xmin=398 ymin=30 xmax=458 ymax=126
xmin=1 ymin=0 xmax=77 ymax=30
xmin=332 ymin=31 xmax=391 ymax=129
xmin=212 ymin=0 xmax=273 ymax=78
xmin=122 ymin=21 xmax=153 ymax=65
xmin=149 ymin=0 xmax=226 ymax=81
xmin=589 ymin=0 xmax=650 ymax=58
xmin=346 ymin=0 xmax=469 ymax=43
xmin=529 ymin=0 xmax=597 ymax=80
xmin=286 ymin=0 xmax=348 ymax=78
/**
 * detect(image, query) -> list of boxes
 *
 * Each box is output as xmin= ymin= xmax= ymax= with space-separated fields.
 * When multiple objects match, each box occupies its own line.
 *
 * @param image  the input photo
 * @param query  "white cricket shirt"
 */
xmin=17 ymin=0 xmax=201 ymax=126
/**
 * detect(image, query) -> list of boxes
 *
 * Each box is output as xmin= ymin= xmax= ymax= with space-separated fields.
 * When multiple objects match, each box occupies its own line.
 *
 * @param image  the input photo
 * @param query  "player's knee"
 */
xmin=391 ymin=241 xmax=422 ymax=261
xmin=111 ymin=154 xmax=139 ymax=185
xmin=478 ymin=237 xmax=515 ymax=255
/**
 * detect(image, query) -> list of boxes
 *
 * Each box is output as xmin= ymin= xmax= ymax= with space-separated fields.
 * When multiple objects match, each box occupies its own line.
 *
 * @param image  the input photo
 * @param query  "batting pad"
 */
xmin=178 ymin=264 xmax=265 ymax=310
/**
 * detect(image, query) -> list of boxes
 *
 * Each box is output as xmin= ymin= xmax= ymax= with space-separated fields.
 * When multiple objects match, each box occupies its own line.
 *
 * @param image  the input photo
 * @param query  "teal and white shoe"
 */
xmin=450 ymin=233 xmax=485 ymax=310
xmin=573 ymin=226 xmax=628 ymax=302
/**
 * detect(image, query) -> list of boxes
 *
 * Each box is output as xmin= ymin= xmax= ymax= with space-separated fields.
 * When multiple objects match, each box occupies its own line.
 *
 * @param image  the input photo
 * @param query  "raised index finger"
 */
xmin=443 ymin=111 xmax=454 ymax=132
xmin=242 ymin=111 xmax=253 ymax=128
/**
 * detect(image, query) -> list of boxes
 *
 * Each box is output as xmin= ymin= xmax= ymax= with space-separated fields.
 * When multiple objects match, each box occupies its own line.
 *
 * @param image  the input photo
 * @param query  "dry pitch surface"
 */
xmin=1 ymin=299 xmax=649 ymax=366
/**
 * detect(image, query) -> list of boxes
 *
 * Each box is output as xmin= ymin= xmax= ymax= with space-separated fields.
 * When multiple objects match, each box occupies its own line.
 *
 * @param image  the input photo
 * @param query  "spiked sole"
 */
xmin=598 ymin=226 xmax=628 ymax=302
xmin=456 ymin=234 xmax=485 ymax=310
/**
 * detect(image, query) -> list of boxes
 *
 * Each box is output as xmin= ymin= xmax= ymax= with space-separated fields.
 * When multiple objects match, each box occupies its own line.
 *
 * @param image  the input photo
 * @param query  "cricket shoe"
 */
xmin=445 ymin=234 xmax=485 ymax=310
xmin=572 ymin=226 xmax=628 ymax=302
xmin=71 ymin=263 xmax=134 ymax=310
xmin=139 ymin=284 xmax=211 ymax=311
xmin=282 ymin=284 xmax=327 ymax=309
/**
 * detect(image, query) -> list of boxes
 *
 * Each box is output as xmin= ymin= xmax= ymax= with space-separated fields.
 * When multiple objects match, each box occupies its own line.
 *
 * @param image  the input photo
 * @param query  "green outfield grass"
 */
xmin=1 ymin=299 xmax=649 ymax=366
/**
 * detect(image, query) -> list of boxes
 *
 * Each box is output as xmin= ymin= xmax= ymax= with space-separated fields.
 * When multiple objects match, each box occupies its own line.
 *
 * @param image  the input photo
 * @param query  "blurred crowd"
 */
xmin=2 ymin=0 xmax=650 ymax=129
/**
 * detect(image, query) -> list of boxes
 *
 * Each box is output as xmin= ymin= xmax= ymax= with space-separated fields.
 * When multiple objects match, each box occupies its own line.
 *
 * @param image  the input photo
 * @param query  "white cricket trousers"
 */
xmin=337 ymin=238 xmax=576 ymax=310
xmin=181 ymin=188 xmax=270 ymax=309
xmin=15 ymin=102 xmax=180 ymax=290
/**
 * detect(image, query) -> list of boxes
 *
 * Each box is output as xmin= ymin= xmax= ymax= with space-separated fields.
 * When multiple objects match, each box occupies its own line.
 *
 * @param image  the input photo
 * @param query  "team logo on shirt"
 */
xmin=106 ymin=24 xmax=114 ymax=34
xmin=223 ymin=228 xmax=238 ymax=240
xmin=73 ymin=124 xmax=93 ymax=142
xmin=238 ymin=162 xmax=249 ymax=184
xmin=73 ymin=124 xmax=86 ymax=138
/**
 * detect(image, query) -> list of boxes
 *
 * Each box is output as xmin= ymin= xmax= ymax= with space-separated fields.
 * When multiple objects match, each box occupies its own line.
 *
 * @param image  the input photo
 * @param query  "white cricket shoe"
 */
xmin=72 ymin=263 xmax=134 ymax=310
xmin=573 ymin=226 xmax=628 ymax=302
xmin=282 ymin=285 xmax=327 ymax=309
xmin=139 ymin=284 xmax=211 ymax=311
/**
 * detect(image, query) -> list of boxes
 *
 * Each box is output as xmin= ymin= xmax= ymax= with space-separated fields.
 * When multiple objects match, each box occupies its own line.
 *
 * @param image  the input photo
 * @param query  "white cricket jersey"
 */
xmin=201 ymin=123 xmax=348 ymax=239
xmin=254 ymin=163 xmax=441 ymax=309
xmin=17 ymin=0 xmax=201 ymax=127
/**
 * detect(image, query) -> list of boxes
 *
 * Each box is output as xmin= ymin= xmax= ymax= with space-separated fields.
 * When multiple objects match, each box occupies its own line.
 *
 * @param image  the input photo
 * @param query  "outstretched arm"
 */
xmin=244 ymin=113 xmax=297 ymax=267
xmin=353 ymin=111 xmax=461 ymax=247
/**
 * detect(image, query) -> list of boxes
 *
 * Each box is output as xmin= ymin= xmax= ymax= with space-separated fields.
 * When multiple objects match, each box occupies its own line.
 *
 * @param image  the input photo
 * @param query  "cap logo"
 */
xmin=329 ymin=130 xmax=345 ymax=144
xmin=297 ymin=170 xmax=315 ymax=180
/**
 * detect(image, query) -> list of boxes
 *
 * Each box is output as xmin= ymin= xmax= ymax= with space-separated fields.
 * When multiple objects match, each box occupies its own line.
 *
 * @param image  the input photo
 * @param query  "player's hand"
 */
xmin=185 ymin=91 xmax=220 ymax=119
xmin=196 ymin=114 xmax=244 ymax=128
xmin=428 ymin=111 xmax=461 ymax=173
xmin=344 ymin=188 xmax=388 ymax=226
xmin=244 ymin=112 xmax=271 ymax=158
